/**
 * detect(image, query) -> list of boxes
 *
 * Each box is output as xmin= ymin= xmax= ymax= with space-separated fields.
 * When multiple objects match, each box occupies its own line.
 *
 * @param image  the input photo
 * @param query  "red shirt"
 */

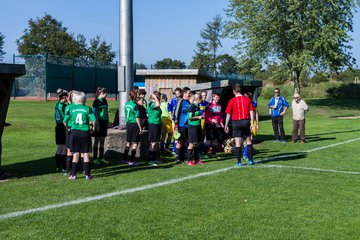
xmin=225 ymin=95 xmax=254 ymax=120
xmin=205 ymin=102 xmax=223 ymax=125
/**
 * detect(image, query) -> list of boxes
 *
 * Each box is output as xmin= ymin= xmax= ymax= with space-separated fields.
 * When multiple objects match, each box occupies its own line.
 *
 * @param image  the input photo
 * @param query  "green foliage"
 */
xmin=225 ymin=0 xmax=359 ymax=94
xmin=17 ymin=14 xmax=115 ymax=62
xmin=153 ymin=58 xmax=186 ymax=69
xmin=86 ymin=35 xmax=116 ymax=63
xmin=190 ymin=15 xmax=223 ymax=73
xmin=0 ymin=32 xmax=5 ymax=62
xmin=217 ymin=54 xmax=238 ymax=74
xmin=134 ymin=62 xmax=147 ymax=69
xmin=326 ymin=83 xmax=360 ymax=99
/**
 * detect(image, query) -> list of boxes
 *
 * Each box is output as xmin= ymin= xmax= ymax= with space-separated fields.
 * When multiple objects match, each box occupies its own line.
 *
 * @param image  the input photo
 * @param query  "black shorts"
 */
xmin=188 ymin=125 xmax=202 ymax=144
xmin=92 ymin=119 xmax=108 ymax=137
xmin=148 ymin=123 xmax=161 ymax=142
xmin=177 ymin=127 xmax=188 ymax=142
xmin=55 ymin=124 xmax=66 ymax=145
xmin=205 ymin=123 xmax=223 ymax=141
xmin=232 ymin=120 xmax=251 ymax=139
xmin=126 ymin=123 xmax=140 ymax=143
xmin=70 ymin=130 xmax=91 ymax=153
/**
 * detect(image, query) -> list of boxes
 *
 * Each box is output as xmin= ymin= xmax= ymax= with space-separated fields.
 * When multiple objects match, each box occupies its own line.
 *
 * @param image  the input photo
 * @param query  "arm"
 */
xmin=152 ymin=94 xmax=160 ymax=108
xmin=136 ymin=117 xmax=142 ymax=133
xmin=224 ymin=114 xmax=231 ymax=134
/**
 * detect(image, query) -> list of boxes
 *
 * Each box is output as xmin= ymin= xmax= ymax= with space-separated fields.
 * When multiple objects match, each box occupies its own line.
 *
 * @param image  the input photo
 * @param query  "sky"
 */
xmin=1 ymin=0 xmax=360 ymax=67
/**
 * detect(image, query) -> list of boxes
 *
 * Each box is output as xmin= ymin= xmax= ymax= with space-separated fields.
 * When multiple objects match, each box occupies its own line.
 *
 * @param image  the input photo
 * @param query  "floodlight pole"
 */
xmin=118 ymin=0 xmax=134 ymax=127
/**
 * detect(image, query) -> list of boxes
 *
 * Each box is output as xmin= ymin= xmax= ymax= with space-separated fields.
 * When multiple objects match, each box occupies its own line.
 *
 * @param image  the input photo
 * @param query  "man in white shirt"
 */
xmin=291 ymin=93 xmax=309 ymax=143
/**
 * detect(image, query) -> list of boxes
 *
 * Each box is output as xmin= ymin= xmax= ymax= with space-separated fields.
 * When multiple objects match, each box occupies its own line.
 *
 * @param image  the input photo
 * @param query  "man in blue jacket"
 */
xmin=268 ymin=88 xmax=289 ymax=143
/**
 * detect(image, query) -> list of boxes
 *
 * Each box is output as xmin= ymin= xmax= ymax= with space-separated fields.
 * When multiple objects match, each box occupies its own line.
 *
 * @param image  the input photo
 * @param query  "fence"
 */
xmin=12 ymin=55 xmax=119 ymax=100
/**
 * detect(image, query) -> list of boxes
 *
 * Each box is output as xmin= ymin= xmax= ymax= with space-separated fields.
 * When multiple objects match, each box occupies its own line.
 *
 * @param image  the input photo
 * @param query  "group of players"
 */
xmin=54 ymin=83 xmax=258 ymax=180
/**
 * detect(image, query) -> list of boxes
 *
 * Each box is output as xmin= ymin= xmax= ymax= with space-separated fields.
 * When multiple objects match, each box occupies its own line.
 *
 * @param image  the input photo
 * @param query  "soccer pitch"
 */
xmin=1 ymin=99 xmax=360 ymax=239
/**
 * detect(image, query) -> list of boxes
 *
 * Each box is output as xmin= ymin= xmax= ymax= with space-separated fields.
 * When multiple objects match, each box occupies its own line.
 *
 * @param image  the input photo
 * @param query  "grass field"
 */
xmin=1 ymin=98 xmax=360 ymax=239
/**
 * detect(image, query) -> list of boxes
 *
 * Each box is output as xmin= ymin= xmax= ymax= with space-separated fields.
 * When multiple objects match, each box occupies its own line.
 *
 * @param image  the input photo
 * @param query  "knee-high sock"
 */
xmin=247 ymin=144 xmax=253 ymax=160
xmin=130 ymin=149 xmax=136 ymax=162
xmin=194 ymin=146 xmax=200 ymax=161
xmin=83 ymin=162 xmax=90 ymax=176
xmin=71 ymin=162 xmax=78 ymax=176
xmin=243 ymin=145 xmax=248 ymax=158
xmin=235 ymin=147 xmax=242 ymax=163
xmin=55 ymin=154 xmax=62 ymax=169
xmin=99 ymin=148 xmax=104 ymax=159
xmin=187 ymin=149 xmax=193 ymax=162
xmin=66 ymin=156 xmax=72 ymax=173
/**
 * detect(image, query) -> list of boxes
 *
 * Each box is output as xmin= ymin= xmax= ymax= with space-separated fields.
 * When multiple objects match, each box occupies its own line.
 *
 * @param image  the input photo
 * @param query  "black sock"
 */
xmin=123 ymin=148 xmax=130 ymax=161
xmin=148 ymin=151 xmax=154 ymax=162
xmin=66 ymin=156 xmax=72 ymax=173
xmin=176 ymin=148 xmax=181 ymax=161
xmin=71 ymin=162 xmax=78 ymax=176
xmin=61 ymin=155 xmax=66 ymax=170
xmin=83 ymin=162 xmax=90 ymax=176
xmin=187 ymin=149 xmax=193 ymax=161
xmin=130 ymin=150 xmax=136 ymax=162
xmin=194 ymin=147 xmax=200 ymax=161
xmin=55 ymin=154 xmax=62 ymax=169
xmin=99 ymin=148 xmax=104 ymax=159
xmin=212 ymin=145 xmax=217 ymax=155
xmin=235 ymin=147 xmax=242 ymax=163
xmin=93 ymin=147 xmax=98 ymax=159
xmin=247 ymin=144 xmax=253 ymax=160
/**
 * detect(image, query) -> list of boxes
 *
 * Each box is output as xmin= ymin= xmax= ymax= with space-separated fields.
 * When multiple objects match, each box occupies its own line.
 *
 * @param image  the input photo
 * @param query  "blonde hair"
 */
xmin=72 ymin=91 xmax=86 ymax=105
xmin=191 ymin=93 xmax=202 ymax=105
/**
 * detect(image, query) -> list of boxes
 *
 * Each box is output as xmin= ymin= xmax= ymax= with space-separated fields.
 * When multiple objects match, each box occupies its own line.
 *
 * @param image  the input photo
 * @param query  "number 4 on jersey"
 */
xmin=75 ymin=113 xmax=83 ymax=125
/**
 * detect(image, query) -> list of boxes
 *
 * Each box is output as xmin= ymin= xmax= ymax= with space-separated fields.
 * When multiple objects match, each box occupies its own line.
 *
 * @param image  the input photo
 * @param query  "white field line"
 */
xmin=0 ymin=137 xmax=359 ymax=221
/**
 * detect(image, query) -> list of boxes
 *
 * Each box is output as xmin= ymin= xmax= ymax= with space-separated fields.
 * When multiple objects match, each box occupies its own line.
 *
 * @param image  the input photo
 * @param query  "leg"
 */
xmin=83 ymin=153 xmax=92 ymax=179
xmin=299 ymin=119 xmax=306 ymax=142
xmin=99 ymin=137 xmax=105 ymax=159
xmin=292 ymin=120 xmax=299 ymax=142
xmin=93 ymin=137 xmax=99 ymax=159
xmin=245 ymin=136 xmax=254 ymax=164
xmin=234 ymin=137 xmax=243 ymax=165
xmin=272 ymin=117 xmax=279 ymax=141
xmin=279 ymin=116 xmax=286 ymax=141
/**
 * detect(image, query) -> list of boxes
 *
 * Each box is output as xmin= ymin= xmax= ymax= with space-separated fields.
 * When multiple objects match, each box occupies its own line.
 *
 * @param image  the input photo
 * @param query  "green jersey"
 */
xmin=187 ymin=103 xmax=201 ymax=126
xmin=92 ymin=97 xmax=109 ymax=120
xmin=63 ymin=104 xmax=96 ymax=132
xmin=160 ymin=102 xmax=170 ymax=119
xmin=148 ymin=100 xmax=162 ymax=124
xmin=64 ymin=103 xmax=75 ymax=128
xmin=55 ymin=101 xmax=67 ymax=124
xmin=125 ymin=100 xmax=140 ymax=123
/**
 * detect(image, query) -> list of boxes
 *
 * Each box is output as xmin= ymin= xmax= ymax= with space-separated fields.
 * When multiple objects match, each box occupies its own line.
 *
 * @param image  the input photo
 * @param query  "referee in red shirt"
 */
xmin=224 ymin=84 xmax=255 ymax=166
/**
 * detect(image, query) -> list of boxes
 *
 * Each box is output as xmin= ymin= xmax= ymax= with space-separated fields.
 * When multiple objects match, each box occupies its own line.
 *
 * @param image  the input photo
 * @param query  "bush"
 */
xmin=326 ymin=83 xmax=360 ymax=99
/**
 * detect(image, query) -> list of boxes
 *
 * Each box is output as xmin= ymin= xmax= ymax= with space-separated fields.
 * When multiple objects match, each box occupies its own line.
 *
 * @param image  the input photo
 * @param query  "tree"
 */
xmin=17 ymin=14 xmax=85 ymax=58
xmin=217 ymin=54 xmax=238 ymax=74
xmin=190 ymin=15 xmax=223 ymax=74
xmin=225 ymin=0 xmax=359 ymax=93
xmin=153 ymin=58 xmax=186 ymax=69
xmin=0 ymin=32 xmax=5 ymax=62
xmin=134 ymin=62 xmax=147 ymax=69
xmin=86 ymin=35 xmax=115 ymax=63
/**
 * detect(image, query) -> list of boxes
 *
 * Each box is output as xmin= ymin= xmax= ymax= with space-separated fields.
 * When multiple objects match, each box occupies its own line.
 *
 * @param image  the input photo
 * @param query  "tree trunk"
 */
xmin=292 ymin=69 xmax=300 ymax=94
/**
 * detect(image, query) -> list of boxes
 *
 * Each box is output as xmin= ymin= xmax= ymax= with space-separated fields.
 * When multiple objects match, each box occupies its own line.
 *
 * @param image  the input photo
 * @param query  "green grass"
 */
xmin=1 ymin=98 xmax=360 ymax=239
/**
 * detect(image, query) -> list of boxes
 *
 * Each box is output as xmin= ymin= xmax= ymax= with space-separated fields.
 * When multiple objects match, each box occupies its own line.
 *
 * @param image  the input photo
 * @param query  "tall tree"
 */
xmin=217 ymin=54 xmax=238 ymax=74
xmin=190 ymin=15 xmax=223 ymax=74
xmin=134 ymin=62 xmax=147 ymax=69
xmin=86 ymin=35 xmax=116 ymax=63
xmin=225 ymin=0 xmax=359 ymax=93
xmin=0 ymin=32 xmax=5 ymax=62
xmin=16 ymin=14 xmax=85 ymax=58
xmin=154 ymin=58 xmax=186 ymax=69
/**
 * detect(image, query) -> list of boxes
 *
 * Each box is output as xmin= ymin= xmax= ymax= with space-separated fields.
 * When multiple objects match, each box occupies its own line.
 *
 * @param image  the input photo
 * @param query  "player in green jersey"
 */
xmin=186 ymin=93 xmax=204 ymax=166
xmin=123 ymin=90 xmax=142 ymax=166
xmin=92 ymin=87 xmax=109 ymax=163
xmin=147 ymin=91 xmax=162 ymax=166
xmin=64 ymin=91 xmax=96 ymax=180
xmin=54 ymin=88 xmax=68 ymax=173
xmin=64 ymin=91 xmax=77 ymax=175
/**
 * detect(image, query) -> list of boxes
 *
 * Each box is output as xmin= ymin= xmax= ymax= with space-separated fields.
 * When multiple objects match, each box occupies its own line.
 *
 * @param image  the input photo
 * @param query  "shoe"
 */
xmin=236 ymin=162 xmax=242 ymax=167
xmin=248 ymin=159 xmax=254 ymax=165
xmin=282 ymin=140 xmax=286 ymax=143
xmin=61 ymin=169 xmax=67 ymax=174
xmin=243 ymin=156 xmax=249 ymax=162
xmin=187 ymin=160 xmax=196 ymax=166
xmin=274 ymin=140 xmax=279 ymax=143
xmin=291 ymin=140 xmax=296 ymax=143
xmin=196 ymin=160 xmax=205 ymax=165
xmin=128 ymin=161 xmax=138 ymax=166
xmin=68 ymin=175 xmax=77 ymax=180
xmin=154 ymin=160 xmax=162 ymax=164
xmin=148 ymin=161 xmax=158 ymax=166
xmin=301 ymin=141 xmax=305 ymax=144
xmin=85 ymin=175 xmax=93 ymax=180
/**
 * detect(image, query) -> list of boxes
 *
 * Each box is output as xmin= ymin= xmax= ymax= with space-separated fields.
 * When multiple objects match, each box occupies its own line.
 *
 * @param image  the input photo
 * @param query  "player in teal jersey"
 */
xmin=147 ymin=91 xmax=162 ymax=166
xmin=64 ymin=91 xmax=77 ymax=175
xmin=64 ymin=91 xmax=96 ymax=180
xmin=92 ymin=87 xmax=109 ymax=163
xmin=54 ymin=89 xmax=68 ymax=172
xmin=123 ymin=90 xmax=142 ymax=166
xmin=186 ymin=93 xmax=204 ymax=166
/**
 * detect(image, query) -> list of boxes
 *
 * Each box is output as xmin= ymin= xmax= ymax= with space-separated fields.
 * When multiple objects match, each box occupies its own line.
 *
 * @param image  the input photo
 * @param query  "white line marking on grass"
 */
xmin=260 ymin=165 xmax=360 ymax=175
xmin=0 ymin=137 xmax=359 ymax=221
xmin=0 ymin=166 xmax=236 ymax=221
